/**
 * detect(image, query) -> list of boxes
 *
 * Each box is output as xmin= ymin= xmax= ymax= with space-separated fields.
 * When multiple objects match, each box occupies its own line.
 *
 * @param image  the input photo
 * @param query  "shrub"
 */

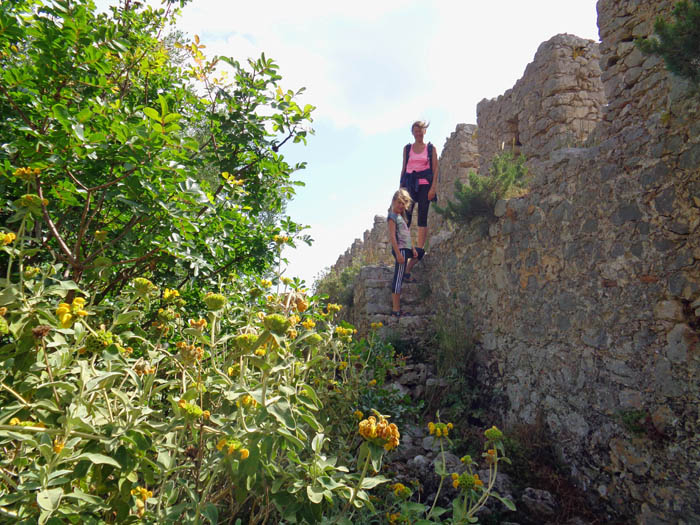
xmin=636 ymin=0 xmax=700 ymax=85
xmin=314 ymin=258 xmax=365 ymax=308
xmin=435 ymin=152 xmax=529 ymax=224
xmin=0 ymin=230 xmax=406 ymax=523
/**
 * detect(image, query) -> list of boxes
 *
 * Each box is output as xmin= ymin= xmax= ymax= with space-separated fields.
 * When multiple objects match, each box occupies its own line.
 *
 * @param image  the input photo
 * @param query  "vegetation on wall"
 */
xmin=636 ymin=0 xmax=700 ymax=85
xmin=435 ymin=152 xmax=529 ymax=224
xmin=313 ymin=258 xmax=365 ymax=309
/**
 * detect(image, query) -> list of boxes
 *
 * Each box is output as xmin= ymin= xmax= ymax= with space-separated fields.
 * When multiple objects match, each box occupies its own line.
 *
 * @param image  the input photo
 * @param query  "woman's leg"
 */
xmin=416 ymin=185 xmax=430 ymax=250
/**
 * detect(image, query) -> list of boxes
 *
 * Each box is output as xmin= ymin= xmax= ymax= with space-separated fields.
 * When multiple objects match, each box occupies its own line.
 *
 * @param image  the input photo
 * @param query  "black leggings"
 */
xmin=391 ymin=248 xmax=413 ymax=294
xmin=406 ymin=184 xmax=430 ymax=228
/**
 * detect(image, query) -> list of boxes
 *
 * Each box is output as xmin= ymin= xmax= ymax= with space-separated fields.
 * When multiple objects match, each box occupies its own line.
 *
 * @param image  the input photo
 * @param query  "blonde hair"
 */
xmin=411 ymin=120 xmax=429 ymax=132
xmin=389 ymin=188 xmax=413 ymax=220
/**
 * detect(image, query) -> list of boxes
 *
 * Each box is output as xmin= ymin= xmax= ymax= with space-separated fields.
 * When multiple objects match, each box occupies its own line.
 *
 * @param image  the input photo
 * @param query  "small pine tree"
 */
xmin=435 ymin=151 xmax=528 ymax=224
xmin=637 ymin=0 xmax=700 ymax=85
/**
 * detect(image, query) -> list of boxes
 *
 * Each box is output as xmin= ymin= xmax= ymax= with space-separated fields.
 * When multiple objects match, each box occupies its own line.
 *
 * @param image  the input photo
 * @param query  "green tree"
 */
xmin=637 ymin=0 xmax=700 ymax=85
xmin=0 ymin=0 xmax=313 ymax=301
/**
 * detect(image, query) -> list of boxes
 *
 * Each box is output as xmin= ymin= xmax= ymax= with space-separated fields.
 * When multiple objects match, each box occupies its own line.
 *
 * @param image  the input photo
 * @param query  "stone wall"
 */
xmin=477 ymin=34 xmax=605 ymax=175
xmin=326 ymin=1 xmax=699 ymax=521
xmin=430 ymin=1 xmax=698 ymax=522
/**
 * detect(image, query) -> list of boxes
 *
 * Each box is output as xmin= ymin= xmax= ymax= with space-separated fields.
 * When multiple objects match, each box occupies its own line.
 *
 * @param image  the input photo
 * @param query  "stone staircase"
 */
xmin=347 ymin=264 xmax=434 ymax=342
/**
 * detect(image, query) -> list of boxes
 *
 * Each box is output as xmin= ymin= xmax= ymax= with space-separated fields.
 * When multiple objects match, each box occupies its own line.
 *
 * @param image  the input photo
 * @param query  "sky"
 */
xmin=109 ymin=0 xmax=601 ymax=286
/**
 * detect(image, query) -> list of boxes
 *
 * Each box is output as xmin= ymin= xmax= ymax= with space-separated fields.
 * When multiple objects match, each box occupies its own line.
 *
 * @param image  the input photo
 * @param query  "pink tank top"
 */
xmin=406 ymin=145 xmax=430 ymax=185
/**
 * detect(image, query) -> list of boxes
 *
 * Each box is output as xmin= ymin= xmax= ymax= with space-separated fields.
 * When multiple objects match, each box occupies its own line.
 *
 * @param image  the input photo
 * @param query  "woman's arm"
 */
xmin=387 ymin=219 xmax=404 ymax=263
xmin=428 ymin=146 xmax=439 ymax=200
xmin=400 ymin=146 xmax=407 ymax=186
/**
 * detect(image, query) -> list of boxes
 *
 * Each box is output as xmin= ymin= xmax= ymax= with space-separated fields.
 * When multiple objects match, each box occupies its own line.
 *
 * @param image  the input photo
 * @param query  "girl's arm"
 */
xmin=429 ymin=147 xmax=439 ymax=200
xmin=387 ymin=219 xmax=404 ymax=263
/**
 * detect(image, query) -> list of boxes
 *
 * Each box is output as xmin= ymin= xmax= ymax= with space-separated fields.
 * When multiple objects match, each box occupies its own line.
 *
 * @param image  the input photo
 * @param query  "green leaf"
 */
xmin=114 ymin=311 xmax=141 ymax=326
xmin=36 ymin=488 xmax=63 ymax=512
xmin=73 ymin=453 xmax=121 ymax=468
xmin=360 ymin=475 xmax=388 ymax=489
xmin=201 ymin=503 xmax=218 ymax=524
xmin=492 ymin=492 xmax=517 ymax=511
xmin=143 ymin=107 xmax=160 ymax=120
xmin=311 ymin=433 xmax=325 ymax=454
xmin=63 ymin=489 xmax=104 ymax=506
xmin=85 ymin=372 xmax=123 ymax=392
xmin=306 ymin=485 xmax=323 ymax=504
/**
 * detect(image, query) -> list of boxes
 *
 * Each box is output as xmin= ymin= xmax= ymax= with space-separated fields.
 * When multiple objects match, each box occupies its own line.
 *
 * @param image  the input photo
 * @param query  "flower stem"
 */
xmin=344 ymin=450 xmax=371 ymax=513
xmin=426 ymin=438 xmax=447 ymax=519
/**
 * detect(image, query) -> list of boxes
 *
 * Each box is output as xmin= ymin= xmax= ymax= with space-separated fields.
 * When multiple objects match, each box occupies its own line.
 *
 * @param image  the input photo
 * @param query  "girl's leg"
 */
xmin=391 ymin=250 xmax=407 ymax=312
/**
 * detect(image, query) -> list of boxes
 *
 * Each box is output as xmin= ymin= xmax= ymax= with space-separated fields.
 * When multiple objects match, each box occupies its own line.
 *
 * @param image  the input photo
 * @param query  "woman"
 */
xmin=399 ymin=120 xmax=439 ymax=264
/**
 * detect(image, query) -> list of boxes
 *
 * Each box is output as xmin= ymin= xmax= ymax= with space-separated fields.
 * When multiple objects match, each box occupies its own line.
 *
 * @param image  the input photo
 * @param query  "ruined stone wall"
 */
xmin=425 ymin=1 xmax=698 ymax=522
xmin=477 ymin=34 xmax=605 ymax=175
xmin=328 ymin=1 xmax=699 ymax=520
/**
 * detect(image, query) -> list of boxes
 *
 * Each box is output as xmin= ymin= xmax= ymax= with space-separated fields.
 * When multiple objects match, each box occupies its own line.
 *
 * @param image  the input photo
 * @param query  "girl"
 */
xmin=387 ymin=189 xmax=418 ymax=317
xmin=399 ymin=120 xmax=439 ymax=263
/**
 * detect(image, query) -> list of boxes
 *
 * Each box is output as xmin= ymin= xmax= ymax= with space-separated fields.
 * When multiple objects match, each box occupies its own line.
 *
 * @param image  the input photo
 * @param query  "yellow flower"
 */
xmin=289 ymin=314 xmax=300 ymax=326
xmin=256 ymin=312 xmax=266 ymax=321
xmin=163 ymin=288 xmax=179 ymax=301
xmin=485 ymin=448 xmax=497 ymax=465
xmin=255 ymin=348 xmax=266 ymax=357
xmin=447 ymin=422 xmax=454 ymax=430
xmin=338 ymin=361 xmax=348 ymax=371
xmin=1 ymin=232 xmax=16 ymax=245
xmin=9 ymin=417 xmax=20 ymax=426
xmin=53 ymin=438 xmax=65 ymax=454
xmin=189 ymin=318 xmax=207 ymax=331
xmin=354 ymin=410 xmax=363 ymax=420
xmin=239 ymin=448 xmax=249 ymax=460
xmin=370 ymin=321 xmax=383 ymax=329
xmin=301 ymin=318 xmax=316 ymax=330
xmin=216 ymin=438 xmax=227 ymax=451
xmin=428 ymin=422 xmax=435 ymax=435
xmin=326 ymin=303 xmax=342 ymax=314
xmin=178 ymin=399 xmax=187 ymax=409
xmin=474 ymin=473 xmax=483 ymax=488
xmin=260 ymin=279 xmax=272 ymax=288
xmin=368 ymin=379 xmax=377 ymax=386
xmin=452 ymin=478 xmax=460 ymax=489
xmin=202 ymin=410 xmax=210 ymax=419
xmin=131 ymin=486 xmax=153 ymax=501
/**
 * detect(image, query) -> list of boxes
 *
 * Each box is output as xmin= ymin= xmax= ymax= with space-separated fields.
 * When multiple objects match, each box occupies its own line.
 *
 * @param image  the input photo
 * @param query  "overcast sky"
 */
xmin=104 ymin=0 xmax=601 ymax=285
